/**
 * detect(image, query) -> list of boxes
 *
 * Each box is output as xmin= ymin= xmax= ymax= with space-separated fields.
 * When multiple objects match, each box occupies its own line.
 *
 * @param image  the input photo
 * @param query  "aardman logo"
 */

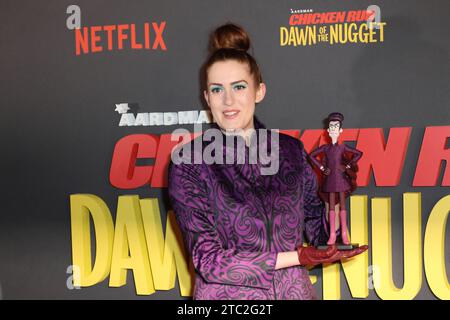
xmin=66 ymin=5 xmax=167 ymax=55
xmin=114 ymin=103 xmax=213 ymax=127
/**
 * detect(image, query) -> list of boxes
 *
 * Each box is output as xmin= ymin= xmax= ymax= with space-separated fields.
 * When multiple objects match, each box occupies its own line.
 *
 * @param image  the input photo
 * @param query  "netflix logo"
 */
xmin=74 ymin=22 xmax=167 ymax=55
xmin=66 ymin=5 xmax=167 ymax=55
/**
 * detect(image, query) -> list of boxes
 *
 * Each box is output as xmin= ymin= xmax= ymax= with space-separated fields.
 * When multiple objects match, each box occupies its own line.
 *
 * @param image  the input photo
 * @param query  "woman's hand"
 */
xmin=296 ymin=244 xmax=368 ymax=267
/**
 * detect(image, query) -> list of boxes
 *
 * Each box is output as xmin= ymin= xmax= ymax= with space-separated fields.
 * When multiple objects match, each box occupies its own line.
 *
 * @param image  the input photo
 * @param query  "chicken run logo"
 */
xmin=281 ymin=5 xmax=387 ymax=46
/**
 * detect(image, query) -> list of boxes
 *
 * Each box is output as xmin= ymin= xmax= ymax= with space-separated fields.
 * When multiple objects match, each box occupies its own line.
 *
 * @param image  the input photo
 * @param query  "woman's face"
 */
xmin=204 ymin=60 xmax=265 ymax=132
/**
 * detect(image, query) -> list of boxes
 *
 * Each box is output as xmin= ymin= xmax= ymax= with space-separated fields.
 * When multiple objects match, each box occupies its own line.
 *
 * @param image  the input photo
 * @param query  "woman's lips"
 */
xmin=223 ymin=110 xmax=240 ymax=120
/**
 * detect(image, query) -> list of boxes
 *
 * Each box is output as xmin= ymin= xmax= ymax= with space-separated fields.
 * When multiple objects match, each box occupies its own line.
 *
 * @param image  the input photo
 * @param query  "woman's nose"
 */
xmin=223 ymin=89 xmax=234 ymax=106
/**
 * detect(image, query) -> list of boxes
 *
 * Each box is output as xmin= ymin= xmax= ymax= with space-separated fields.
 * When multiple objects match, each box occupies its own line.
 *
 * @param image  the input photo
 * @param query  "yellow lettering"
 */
xmin=280 ymin=27 xmax=288 ymax=46
xmin=424 ymin=195 xmax=450 ymax=299
xmin=372 ymin=193 xmax=422 ymax=299
xmin=140 ymin=198 xmax=195 ymax=296
xmin=109 ymin=195 xmax=155 ymax=295
xmin=323 ymin=195 xmax=369 ymax=299
xmin=70 ymin=194 xmax=114 ymax=287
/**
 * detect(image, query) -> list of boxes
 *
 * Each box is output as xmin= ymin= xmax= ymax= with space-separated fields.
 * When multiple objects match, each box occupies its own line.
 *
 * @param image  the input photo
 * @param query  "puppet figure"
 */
xmin=309 ymin=112 xmax=363 ymax=246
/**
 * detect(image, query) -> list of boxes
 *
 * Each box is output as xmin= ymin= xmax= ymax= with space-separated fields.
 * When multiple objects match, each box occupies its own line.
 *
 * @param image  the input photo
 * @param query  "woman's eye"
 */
xmin=210 ymin=86 xmax=223 ymax=94
xmin=233 ymin=84 xmax=247 ymax=90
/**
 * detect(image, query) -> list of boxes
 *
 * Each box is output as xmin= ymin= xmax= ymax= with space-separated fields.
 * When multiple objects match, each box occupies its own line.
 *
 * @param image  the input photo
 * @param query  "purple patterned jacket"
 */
xmin=168 ymin=118 xmax=328 ymax=300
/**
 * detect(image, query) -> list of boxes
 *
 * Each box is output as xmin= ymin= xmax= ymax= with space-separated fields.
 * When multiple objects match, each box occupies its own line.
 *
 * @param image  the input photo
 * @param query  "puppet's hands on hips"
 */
xmin=296 ymin=244 xmax=368 ymax=267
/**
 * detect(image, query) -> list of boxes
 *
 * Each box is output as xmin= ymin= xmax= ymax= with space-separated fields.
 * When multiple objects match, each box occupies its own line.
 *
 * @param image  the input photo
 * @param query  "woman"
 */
xmin=168 ymin=23 xmax=367 ymax=300
xmin=309 ymin=112 xmax=363 ymax=245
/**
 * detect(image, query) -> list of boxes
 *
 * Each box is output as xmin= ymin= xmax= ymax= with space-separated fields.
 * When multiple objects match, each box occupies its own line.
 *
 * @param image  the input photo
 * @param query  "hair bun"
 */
xmin=209 ymin=23 xmax=251 ymax=53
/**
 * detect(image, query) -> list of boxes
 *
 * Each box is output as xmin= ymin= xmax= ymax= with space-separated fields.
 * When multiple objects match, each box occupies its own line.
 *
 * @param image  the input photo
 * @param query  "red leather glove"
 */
xmin=297 ymin=244 xmax=368 ymax=267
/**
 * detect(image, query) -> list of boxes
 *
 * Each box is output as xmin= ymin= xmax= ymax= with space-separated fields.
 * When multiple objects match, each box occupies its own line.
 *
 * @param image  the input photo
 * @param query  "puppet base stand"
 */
xmin=317 ymin=244 xmax=360 ymax=251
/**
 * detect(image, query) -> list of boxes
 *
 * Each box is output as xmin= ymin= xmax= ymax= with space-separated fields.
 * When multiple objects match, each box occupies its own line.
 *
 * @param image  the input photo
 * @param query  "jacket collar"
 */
xmin=209 ymin=116 xmax=267 ymax=146
xmin=203 ymin=116 xmax=271 ymax=161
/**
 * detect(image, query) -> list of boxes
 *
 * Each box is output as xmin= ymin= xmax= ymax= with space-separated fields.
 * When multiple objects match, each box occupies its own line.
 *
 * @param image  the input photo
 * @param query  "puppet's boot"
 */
xmin=340 ymin=210 xmax=350 ymax=245
xmin=327 ymin=210 xmax=336 ymax=245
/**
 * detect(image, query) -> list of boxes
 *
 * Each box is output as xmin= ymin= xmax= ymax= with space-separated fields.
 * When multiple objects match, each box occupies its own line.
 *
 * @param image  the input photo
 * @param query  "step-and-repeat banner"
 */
xmin=1 ymin=0 xmax=449 ymax=299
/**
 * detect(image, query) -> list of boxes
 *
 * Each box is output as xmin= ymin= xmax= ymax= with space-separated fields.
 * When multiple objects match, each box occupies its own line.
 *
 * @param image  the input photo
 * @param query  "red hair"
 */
xmin=202 ymin=23 xmax=263 ymax=88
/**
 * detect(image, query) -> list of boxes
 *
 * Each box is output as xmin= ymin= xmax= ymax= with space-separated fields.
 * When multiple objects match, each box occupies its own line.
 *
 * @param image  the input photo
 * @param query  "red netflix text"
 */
xmin=75 ymin=22 xmax=167 ymax=55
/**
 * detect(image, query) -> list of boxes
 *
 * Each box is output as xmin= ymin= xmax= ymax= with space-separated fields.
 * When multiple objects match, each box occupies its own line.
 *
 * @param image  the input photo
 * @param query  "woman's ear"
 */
xmin=339 ymin=128 xmax=343 ymax=133
xmin=203 ymin=90 xmax=210 ymax=107
xmin=255 ymin=83 xmax=266 ymax=103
